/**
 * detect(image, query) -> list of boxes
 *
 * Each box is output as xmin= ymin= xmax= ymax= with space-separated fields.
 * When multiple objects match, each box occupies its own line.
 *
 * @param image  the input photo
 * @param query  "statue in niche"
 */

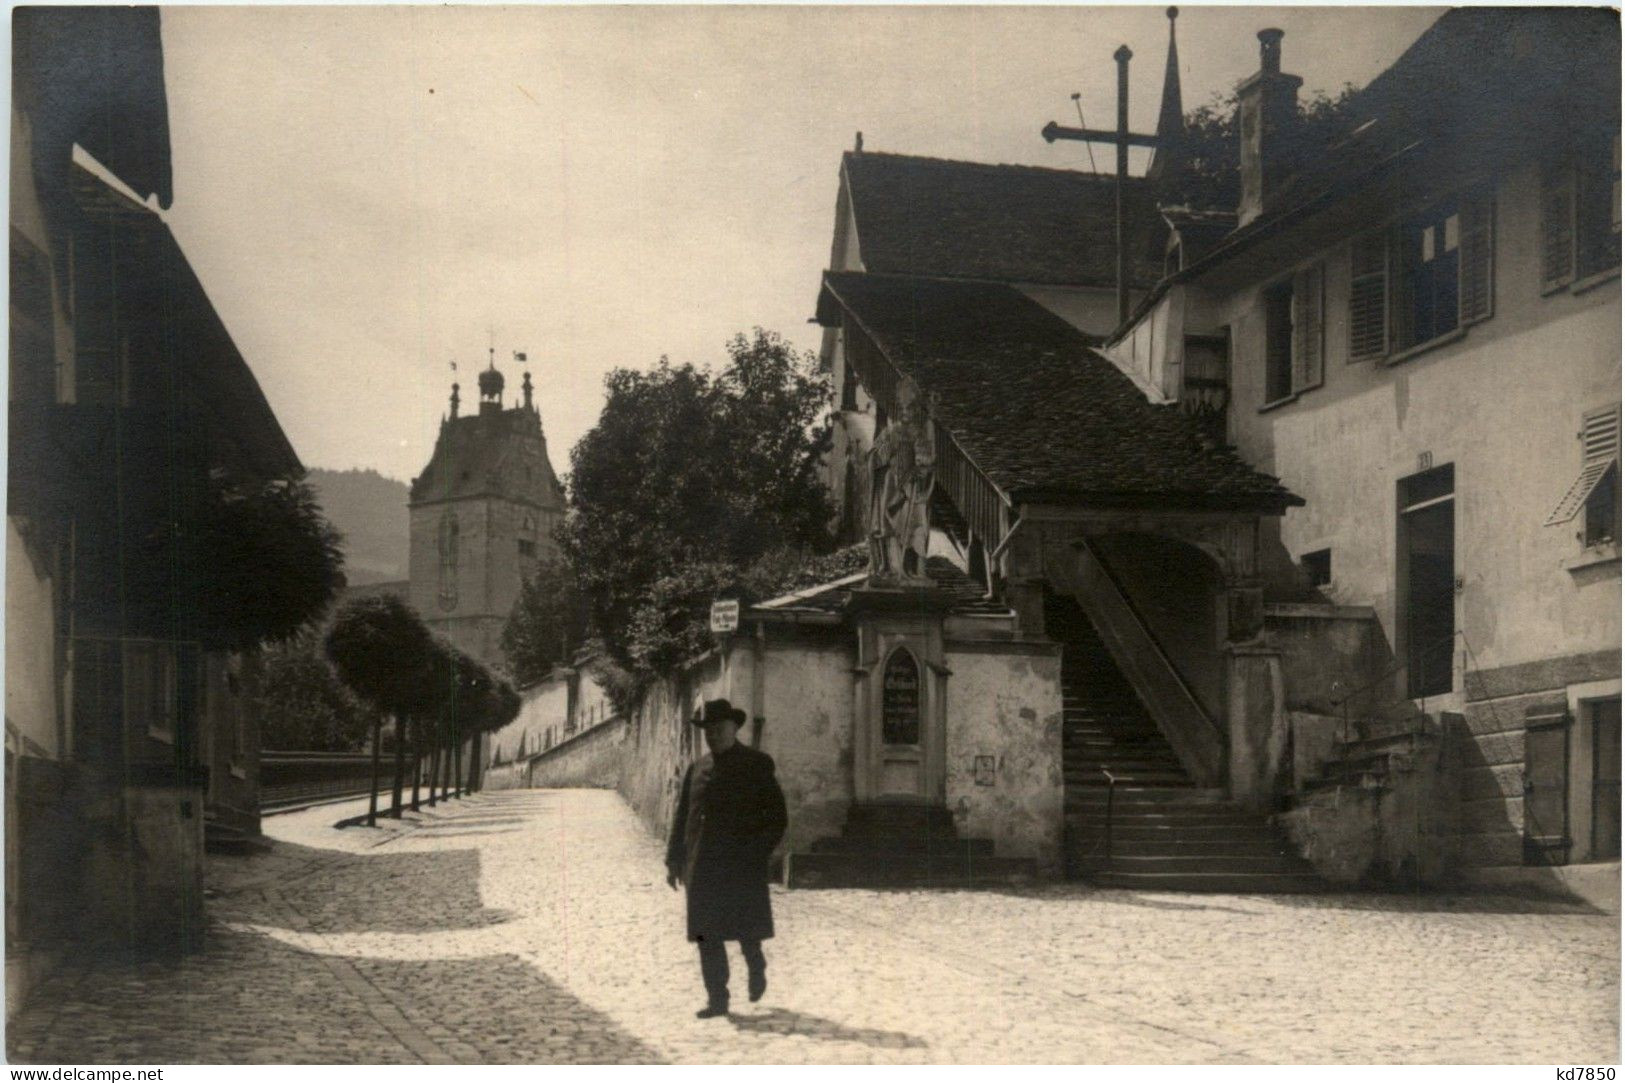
xmin=866 ymin=378 xmax=936 ymax=580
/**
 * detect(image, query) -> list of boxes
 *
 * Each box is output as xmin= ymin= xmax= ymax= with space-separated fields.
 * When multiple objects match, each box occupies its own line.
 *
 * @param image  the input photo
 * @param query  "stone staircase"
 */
xmin=1300 ymin=710 xmax=1441 ymax=794
xmin=1052 ymin=595 xmax=1325 ymax=893
xmin=785 ymin=803 xmax=1036 ymax=889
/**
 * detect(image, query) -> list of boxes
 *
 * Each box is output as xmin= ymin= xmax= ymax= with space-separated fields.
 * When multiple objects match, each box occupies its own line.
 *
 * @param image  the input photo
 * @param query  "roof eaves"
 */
xmin=1010 ymin=485 xmax=1304 ymax=512
xmin=1106 ymin=137 xmax=1428 ymax=348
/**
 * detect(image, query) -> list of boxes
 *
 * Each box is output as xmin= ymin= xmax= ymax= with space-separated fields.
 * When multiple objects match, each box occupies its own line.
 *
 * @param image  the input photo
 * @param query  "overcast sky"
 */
xmin=159 ymin=5 xmax=1445 ymax=484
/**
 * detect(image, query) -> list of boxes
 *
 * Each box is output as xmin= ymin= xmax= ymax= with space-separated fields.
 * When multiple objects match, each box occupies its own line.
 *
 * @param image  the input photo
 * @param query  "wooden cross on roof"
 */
xmin=1041 ymin=8 xmax=1183 ymax=328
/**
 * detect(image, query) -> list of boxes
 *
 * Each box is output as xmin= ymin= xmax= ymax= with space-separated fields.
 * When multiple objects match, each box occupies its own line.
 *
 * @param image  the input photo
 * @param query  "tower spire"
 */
xmin=1146 ymin=6 xmax=1185 ymax=185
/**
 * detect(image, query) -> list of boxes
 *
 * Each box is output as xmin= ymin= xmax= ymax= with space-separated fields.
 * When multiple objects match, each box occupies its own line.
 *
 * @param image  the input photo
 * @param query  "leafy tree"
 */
xmin=557 ymin=329 xmax=836 ymax=679
xmin=1168 ymin=85 xmax=1363 ymax=212
xmin=255 ymin=631 xmax=378 ymax=752
xmin=500 ymin=558 xmax=591 ymax=686
xmin=198 ymin=469 xmax=345 ymax=652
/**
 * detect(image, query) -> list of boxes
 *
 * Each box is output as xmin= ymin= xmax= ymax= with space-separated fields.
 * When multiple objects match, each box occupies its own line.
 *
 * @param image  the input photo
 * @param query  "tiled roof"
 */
xmin=822 ymin=271 xmax=1300 ymax=510
xmin=843 ymin=151 xmax=1165 ymax=289
xmin=754 ymin=557 xmax=1012 ymax=619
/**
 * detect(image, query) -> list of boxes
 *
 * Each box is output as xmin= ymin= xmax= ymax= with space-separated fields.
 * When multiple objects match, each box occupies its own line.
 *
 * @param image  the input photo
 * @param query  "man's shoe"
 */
xmin=695 ymin=1003 xmax=729 ymax=1019
xmin=748 ymin=971 xmax=767 ymax=1003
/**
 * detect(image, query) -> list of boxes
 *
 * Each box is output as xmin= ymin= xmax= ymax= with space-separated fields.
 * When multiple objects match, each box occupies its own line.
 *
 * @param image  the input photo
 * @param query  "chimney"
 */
xmin=1235 ymin=28 xmax=1302 ymax=227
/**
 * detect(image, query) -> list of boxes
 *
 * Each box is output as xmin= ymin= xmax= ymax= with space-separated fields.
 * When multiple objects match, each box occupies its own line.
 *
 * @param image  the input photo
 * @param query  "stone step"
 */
xmin=204 ymin=819 xmax=271 ymax=855
xmin=815 ymin=834 xmax=995 ymax=857
xmin=1065 ymin=804 xmax=1266 ymax=826
xmin=784 ymin=851 xmax=1036 ymax=890
xmin=1064 ymin=756 xmax=1186 ymax=772
xmin=1088 ymin=870 xmax=1327 ymax=893
xmin=1065 ymin=785 xmax=1224 ymax=803
xmin=1334 ymin=732 xmax=1426 ymax=758
xmin=1090 ymin=852 xmax=1317 ymax=875
xmin=1066 ymin=772 xmax=1193 ymax=788
xmin=1064 ymin=732 xmax=1167 ymax=747
xmin=1081 ymin=823 xmax=1289 ymax=845
xmin=842 ymin=802 xmax=958 ymax=835
xmin=1087 ymin=836 xmax=1299 ymax=858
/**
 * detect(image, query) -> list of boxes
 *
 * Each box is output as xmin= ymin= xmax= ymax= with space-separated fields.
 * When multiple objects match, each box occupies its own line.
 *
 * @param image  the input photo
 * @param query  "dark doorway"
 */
xmin=1399 ymin=465 xmax=1455 ymax=698
xmin=1592 ymin=697 xmax=1621 ymax=860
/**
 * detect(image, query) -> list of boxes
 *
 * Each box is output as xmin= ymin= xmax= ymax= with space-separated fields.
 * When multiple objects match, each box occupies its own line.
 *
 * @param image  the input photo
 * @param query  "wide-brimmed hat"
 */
xmin=691 ymin=698 xmax=746 ymax=727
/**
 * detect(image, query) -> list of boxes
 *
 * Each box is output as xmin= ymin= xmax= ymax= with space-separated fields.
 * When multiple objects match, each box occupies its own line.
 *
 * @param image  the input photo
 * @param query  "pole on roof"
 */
xmin=1042 ymin=52 xmax=1157 ymax=333
xmin=1114 ymin=45 xmax=1132 ymax=328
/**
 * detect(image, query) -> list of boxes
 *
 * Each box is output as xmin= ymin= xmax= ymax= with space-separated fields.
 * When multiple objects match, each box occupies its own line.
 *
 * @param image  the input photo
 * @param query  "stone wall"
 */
xmin=1455 ymin=651 xmax=1620 ymax=868
xmin=1280 ymin=731 xmax=1461 ymax=887
xmin=487 ymin=718 xmax=627 ymax=792
xmin=943 ymin=642 xmax=1064 ymax=874
xmin=617 ymin=654 xmax=728 ymax=844
xmin=488 ymin=624 xmax=1068 ymax=877
xmin=1266 ymin=603 xmax=1389 ymax=717
xmin=756 ymin=643 xmax=855 ymax=857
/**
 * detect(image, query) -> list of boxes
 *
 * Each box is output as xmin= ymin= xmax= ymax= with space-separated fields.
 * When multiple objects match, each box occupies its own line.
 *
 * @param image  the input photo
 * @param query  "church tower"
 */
xmin=407 ymin=353 xmax=565 ymax=671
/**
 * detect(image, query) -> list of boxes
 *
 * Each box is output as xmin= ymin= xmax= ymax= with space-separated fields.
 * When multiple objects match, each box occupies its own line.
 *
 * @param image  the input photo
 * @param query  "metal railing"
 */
xmin=1100 ymin=767 xmax=1118 ymax=872
xmin=1330 ymin=630 xmax=1461 ymax=746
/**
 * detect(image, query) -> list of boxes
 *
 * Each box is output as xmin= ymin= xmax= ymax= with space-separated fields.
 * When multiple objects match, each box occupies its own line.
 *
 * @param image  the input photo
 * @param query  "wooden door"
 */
xmin=1523 ymin=705 xmax=1571 ymax=866
xmin=1592 ymin=698 xmax=1621 ymax=860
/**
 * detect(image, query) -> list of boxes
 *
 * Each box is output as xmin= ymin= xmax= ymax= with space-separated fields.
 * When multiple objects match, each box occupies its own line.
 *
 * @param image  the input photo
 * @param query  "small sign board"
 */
xmin=709 ymin=598 xmax=740 ymax=635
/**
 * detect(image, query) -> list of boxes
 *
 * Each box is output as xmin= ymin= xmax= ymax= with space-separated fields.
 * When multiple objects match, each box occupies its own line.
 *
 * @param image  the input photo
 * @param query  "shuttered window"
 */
xmin=1263 ymin=280 xmax=1293 ymax=403
xmin=1541 ymin=159 xmax=1577 ymax=291
xmin=1291 ymin=263 xmax=1324 ymax=392
xmin=1459 ymin=192 xmax=1494 ymax=323
xmin=1384 ymin=187 xmax=1495 ymax=354
xmin=1348 ymin=233 xmax=1388 ymax=360
xmin=1546 ymin=403 xmax=1621 ymax=528
xmin=1545 ymin=134 xmax=1622 ymax=290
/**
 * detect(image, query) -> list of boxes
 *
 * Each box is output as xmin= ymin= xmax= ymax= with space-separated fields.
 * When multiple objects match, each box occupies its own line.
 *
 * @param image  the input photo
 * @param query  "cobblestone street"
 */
xmin=9 ymin=788 xmax=1619 ymax=1064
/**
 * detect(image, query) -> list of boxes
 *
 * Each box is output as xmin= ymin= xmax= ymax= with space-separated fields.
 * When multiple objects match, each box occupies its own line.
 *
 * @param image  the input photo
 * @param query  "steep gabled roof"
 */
xmin=822 ymin=271 xmax=1299 ymax=511
xmin=842 ymin=151 xmax=1165 ymax=289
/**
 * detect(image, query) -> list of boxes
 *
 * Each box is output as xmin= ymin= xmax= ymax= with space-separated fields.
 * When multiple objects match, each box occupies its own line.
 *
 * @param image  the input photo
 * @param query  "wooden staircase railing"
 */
xmin=1070 ymin=539 xmax=1226 ymax=786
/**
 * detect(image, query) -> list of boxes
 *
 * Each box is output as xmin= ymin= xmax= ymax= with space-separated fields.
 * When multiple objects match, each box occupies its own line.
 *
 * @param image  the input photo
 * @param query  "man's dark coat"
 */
xmin=665 ymin=741 xmax=788 ymax=943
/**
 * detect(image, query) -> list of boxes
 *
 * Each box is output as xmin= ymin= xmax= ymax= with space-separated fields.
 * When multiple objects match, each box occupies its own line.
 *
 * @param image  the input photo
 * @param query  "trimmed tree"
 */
xmin=324 ymin=595 xmax=438 ymax=825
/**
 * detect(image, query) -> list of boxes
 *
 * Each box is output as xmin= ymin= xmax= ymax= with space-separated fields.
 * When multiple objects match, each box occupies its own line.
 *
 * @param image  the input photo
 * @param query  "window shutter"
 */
xmin=1389 ymin=223 xmax=1417 ymax=351
xmin=1546 ymin=403 xmax=1622 ymax=526
xmin=1458 ymin=191 xmax=1494 ymax=323
xmin=1291 ymin=263 xmax=1324 ymax=391
xmin=1541 ymin=159 xmax=1577 ymax=290
xmin=1348 ymin=233 xmax=1388 ymax=360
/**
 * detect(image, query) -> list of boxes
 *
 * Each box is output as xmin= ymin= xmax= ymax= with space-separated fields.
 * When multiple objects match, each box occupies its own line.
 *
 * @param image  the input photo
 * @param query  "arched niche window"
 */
xmin=437 ymin=512 xmax=460 ymax=609
xmin=881 ymin=647 xmax=922 ymax=746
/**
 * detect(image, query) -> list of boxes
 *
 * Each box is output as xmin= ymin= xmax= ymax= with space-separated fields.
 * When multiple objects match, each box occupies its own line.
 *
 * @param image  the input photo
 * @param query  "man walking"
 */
xmin=666 ymin=698 xmax=789 ymax=1018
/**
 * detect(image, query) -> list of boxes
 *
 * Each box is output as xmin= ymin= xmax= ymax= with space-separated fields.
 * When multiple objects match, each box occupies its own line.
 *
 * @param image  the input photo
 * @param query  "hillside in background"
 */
xmin=307 ymin=467 xmax=410 ymax=586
